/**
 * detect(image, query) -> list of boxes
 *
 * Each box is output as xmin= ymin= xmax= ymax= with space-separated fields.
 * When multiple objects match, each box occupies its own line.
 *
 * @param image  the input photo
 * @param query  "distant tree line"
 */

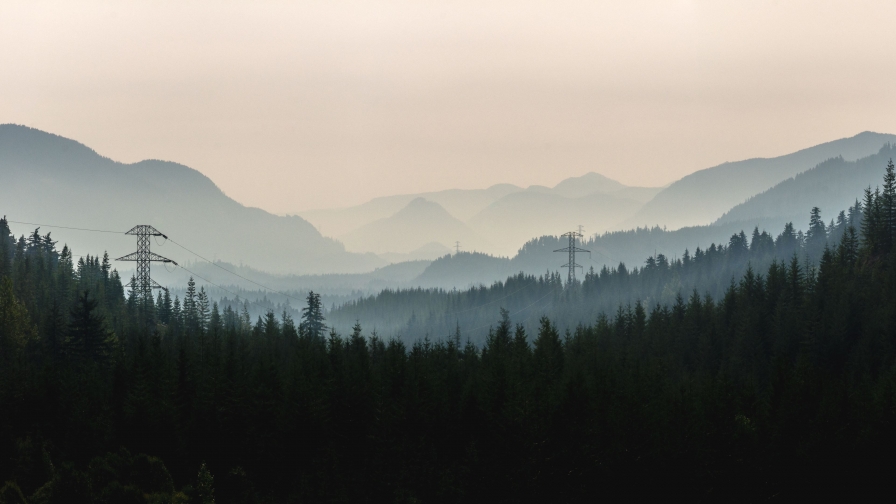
xmin=0 ymin=161 xmax=894 ymax=501
xmin=328 ymin=196 xmax=867 ymax=342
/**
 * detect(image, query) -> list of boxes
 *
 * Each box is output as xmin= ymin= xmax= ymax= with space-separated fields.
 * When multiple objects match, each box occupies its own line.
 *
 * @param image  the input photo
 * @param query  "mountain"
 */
xmin=339 ymin=198 xmax=492 ymax=254
xmin=627 ymin=131 xmax=896 ymax=230
xmin=715 ymin=145 xmax=895 ymax=229
xmin=0 ymin=124 xmax=385 ymax=274
xmin=304 ymin=172 xmax=662 ymax=256
xmin=299 ymin=184 xmax=523 ymax=237
xmin=550 ymin=171 xmax=627 ymax=198
xmin=468 ymin=191 xmax=645 ymax=256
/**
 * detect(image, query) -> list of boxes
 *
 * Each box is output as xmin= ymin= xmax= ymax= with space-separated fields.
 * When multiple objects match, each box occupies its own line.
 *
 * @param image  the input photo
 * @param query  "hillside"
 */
xmin=715 ymin=145 xmax=895 ymax=229
xmin=339 ymin=198 xmax=492 ymax=254
xmin=0 ymin=124 xmax=385 ymax=274
xmin=627 ymin=131 xmax=896 ymax=229
xmin=299 ymin=184 xmax=523 ymax=237
xmin=306 ymin=172 xmax=662 ymax=257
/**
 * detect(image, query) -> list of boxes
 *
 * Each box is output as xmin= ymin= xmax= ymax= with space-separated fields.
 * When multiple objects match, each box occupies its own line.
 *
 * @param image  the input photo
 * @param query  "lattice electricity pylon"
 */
xmin=116 ymin=225 xmax=177 ymax=304
xmin=554 ymin=231 xmax=590 ymax=286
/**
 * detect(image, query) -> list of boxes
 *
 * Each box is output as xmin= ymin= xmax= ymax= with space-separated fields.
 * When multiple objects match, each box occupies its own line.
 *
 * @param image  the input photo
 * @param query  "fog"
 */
xmin=4 ymin=1 xmax=896 ymax=213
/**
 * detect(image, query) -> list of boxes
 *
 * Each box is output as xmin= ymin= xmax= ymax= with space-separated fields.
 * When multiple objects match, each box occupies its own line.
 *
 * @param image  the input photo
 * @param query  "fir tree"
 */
xmin=66 ymin=290 xmax=115 ymax=366
xmin=301 ymin=291 xmax=326 ymax=339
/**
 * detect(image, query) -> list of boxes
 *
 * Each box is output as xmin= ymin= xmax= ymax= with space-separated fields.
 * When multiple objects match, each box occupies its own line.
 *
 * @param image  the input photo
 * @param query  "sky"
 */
xmin=3 ymin=0 xmax=896 ymax=213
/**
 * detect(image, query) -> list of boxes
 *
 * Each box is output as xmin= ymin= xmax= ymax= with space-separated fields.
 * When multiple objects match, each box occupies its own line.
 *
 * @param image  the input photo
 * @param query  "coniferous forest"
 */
xmin=2 ymin=164 xmax=896 ymax=502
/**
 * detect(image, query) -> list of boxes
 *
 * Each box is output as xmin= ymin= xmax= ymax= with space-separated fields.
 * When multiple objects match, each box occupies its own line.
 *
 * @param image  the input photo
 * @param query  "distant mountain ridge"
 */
xmin=5 ymin=124 xmax=896 ymax=285
xmin=627 ymin=131 xmax=896 ymax=229
xmin=340 ymin=198 xmax=492 ymax=255
xmin=715 ymin=145 xmax=895 ymax=229
xmin=303 ymin=132 xmax=896 ymax=259
xmin=0 ymin=124 xmax=384 ymax=274
xmin=302 ymin=171 xmax=663 ymax=257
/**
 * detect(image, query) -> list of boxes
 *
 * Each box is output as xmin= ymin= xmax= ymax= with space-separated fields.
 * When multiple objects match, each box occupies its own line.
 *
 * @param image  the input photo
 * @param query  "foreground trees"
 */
xmin=1 ymin=165 xmax=896 ymax=502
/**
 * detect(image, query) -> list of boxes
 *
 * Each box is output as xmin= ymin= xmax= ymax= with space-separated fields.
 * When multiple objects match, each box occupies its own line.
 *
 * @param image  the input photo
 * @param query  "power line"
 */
xmin=166 ymin=237 xmax=305 ymax=303
xmin=177 ymin=264 xmax=241 ymax=298
xmin=5 ymin=220 xmax=124 ymax=234
xmin=554 ymin=231 xmax=590 ymax=285
xmin=5 ymin=217 xmax=550 ymax=309
xmin=116 ymin=225 xmax=178 ymax=303
xmin=4 ymin=217 xmax=307 ymax=303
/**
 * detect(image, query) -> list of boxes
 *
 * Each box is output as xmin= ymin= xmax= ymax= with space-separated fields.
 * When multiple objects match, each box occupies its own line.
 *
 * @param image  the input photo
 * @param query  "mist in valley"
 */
xmin=4 ymin=1 xmax=896 ymax=501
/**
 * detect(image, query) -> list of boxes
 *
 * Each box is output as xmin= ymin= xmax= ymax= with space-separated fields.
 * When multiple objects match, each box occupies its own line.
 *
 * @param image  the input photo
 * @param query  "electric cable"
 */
xmin=5 ymin=220 xmax=124 ymax=234
xmin=4 ymin=217 xmax=557 ymax=314
xmin=166 ymin=237 xmax=305 ymax=302
xmin=177 ymin=264 xmax=241 ymax=298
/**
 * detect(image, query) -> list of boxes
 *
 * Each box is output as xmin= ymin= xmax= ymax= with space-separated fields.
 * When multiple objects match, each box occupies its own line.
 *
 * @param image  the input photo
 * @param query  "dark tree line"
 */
xmin=0 ymin=162 xmax=895 ymax=502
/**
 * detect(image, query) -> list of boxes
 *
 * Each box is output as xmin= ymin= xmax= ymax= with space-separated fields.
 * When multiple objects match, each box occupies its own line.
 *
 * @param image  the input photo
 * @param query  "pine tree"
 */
xmin=195 ymin=462 xmax=216 ymax=504
xmin=301 ymin=291 xmax=326 ymax=339
xmin=883 ymin=158 xmax=895 ymax=251
xmin=806 ymin=206 xmax=827 ymax=260
xmin=66 ymin=290 xmax=116 ymax=366
xmin=0 ymin=217 xmax=12 ymax=280
xmin=197 ymin=287 xmax=210 ymax=333
xmin=0 ymin=277 xmax=35 ymax=360
xmin=172 ymin=296 xmax=183 ymax=335
xmin=281 ymin=309 xmax=298 ymax=339
xmin=158 ymin=289 xmax=173 ymax=324
xmin=775 ymin=222 xmax=800 ymax=258
xmin=861 ymin=187 xmax=883 ymax=255
xmin=184 ymin=277 xmax=198 ymax=333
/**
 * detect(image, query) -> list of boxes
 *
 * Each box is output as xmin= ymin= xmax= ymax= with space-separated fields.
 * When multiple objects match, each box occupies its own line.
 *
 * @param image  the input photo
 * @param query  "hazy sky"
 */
xmin=3 ymin=0 xmax=896 ymax=213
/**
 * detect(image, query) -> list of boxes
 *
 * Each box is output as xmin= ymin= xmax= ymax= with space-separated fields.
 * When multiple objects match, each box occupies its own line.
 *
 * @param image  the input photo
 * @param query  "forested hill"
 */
xmin=0 ymin=124 xmax=384 ymax=274
xmin=716 ymin=144 xmax=895 ymax=228
xmin=412 ymin=146 xmax=896 ymax=291
xmin=0 ymin=161 xmax=895 ymax=501
xmin=628 ymin=130 xmax=896 ymax=229
xmin=328 ymin=199 xmax=863 ymax=342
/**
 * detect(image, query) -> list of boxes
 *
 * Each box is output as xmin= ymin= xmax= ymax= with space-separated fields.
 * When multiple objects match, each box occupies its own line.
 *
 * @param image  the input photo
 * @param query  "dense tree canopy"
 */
xmin=1 ymin=163 xmax=895 ymax=501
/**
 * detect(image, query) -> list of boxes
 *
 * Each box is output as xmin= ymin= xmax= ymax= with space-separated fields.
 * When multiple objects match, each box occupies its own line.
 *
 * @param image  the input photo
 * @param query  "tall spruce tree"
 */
xmin=301 ymin=291 xmax=326 ymax=339
xmin=67 ymin=290 xmax=115 ymax=366
xmin=883 ymin=158 xmax=895 ymax=251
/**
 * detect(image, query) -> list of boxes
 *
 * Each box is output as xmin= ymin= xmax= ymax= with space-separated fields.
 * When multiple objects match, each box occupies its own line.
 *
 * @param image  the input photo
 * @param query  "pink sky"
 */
xmin=3 ymin=0 xmax=896 ymax=212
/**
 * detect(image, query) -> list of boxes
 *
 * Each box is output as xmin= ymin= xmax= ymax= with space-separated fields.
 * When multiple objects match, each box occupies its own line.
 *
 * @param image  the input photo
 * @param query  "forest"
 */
xmin=327 ymin=198 xmax=864 ymax=341
xmin=0 ymin=162 xmax=895 ymax=502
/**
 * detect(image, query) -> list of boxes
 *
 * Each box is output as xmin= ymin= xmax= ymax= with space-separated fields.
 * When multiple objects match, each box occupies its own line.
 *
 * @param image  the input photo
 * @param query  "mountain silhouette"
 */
xmin=0 ymin=124 xmax=384 ymax=274
xmin=627 ymin=131 xmax=896 ymax=230
xmin=715 ymin=145 xmax=896 ymax=229
xmin=339 ymin=198 xmax=492 ymax=255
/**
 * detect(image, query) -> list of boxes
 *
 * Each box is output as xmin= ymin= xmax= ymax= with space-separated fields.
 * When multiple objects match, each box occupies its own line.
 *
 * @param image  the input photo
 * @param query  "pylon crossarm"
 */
xmin=124 ymin=225 xmax=167 ymax=238
xmin=115 ymin=251 xmax=178 ymax=265
xmin=124 ymin=277 xmax=168 ymax=291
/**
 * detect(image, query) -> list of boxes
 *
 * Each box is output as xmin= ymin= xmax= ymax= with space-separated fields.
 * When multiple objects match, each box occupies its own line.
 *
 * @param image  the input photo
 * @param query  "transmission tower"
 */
xmin=455 ymin=241 xmax=462 ymax=254
xmin=554 ymin=231 xmax=589 ymax=285
xmin=116 ymin=225 xmax=177 ymax=305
